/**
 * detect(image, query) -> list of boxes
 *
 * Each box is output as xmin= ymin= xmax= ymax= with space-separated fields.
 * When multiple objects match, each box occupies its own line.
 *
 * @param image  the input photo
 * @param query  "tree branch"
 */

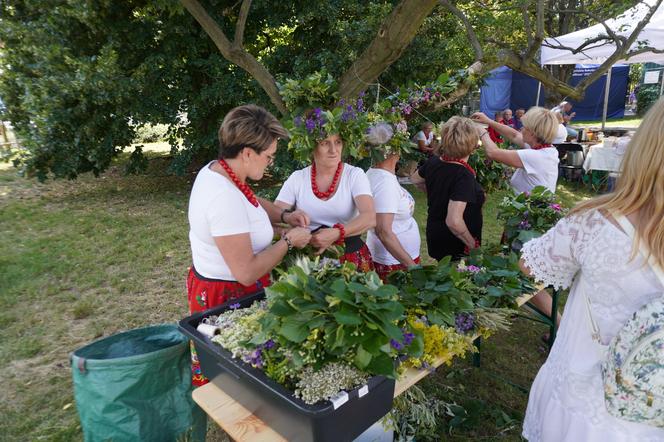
xmin=522 ymin=0 xmax=544 ymax=62
xmin=338 ymin=0 xmax=439 ymax=100
xmin=440 ymin=0 xmax=483 ymax=59
xmin=574 ymin=0 xmax=662 ymax=91
xmin=180 ymin=0 xmax=287 ymax=114
xmin=234 ymin=0 xmax=251 ymax=47
xmin=432 ymin=60 xmax=500 ymax=109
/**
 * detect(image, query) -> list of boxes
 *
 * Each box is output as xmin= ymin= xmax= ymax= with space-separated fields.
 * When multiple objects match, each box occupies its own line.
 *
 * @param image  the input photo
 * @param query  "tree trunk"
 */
xmin=338 ymin=0 xmax=439 ymax=100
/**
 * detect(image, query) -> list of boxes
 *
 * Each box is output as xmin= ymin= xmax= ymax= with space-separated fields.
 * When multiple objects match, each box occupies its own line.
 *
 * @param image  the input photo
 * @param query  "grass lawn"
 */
xmin=0 ymin=155 xmax=594 ymax=441
xmin=572 ymin=116 xmax=642 ymax=128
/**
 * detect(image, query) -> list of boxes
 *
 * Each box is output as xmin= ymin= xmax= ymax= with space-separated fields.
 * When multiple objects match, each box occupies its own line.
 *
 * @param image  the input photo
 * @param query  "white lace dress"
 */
xmin=521 ymin=209 xmax=664 ymax=442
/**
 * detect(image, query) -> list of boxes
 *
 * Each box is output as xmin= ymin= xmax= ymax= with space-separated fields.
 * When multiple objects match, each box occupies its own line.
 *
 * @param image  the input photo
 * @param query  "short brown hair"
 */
xmin=218 ymin=105 xmax=288 ymax=159
xmin=521 ymin=107 xmax=558 ymax=144
xmin=440 ymin=116 xmax=478 ymax=159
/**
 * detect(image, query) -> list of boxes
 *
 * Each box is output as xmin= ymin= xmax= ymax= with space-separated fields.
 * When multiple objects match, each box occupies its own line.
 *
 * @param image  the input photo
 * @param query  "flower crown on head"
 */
xmin=363 ymin=109 xmax=416 ymax=162
xmin=286 ymin=97 xmax=369 ymax=162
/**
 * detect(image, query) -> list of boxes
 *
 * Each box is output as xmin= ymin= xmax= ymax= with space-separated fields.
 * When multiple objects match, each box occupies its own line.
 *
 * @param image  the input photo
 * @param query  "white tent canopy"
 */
xmin=541 ymin=1 xmax=664 ymax=65
xmin=540 ymin=1 xmax=664 ymax=128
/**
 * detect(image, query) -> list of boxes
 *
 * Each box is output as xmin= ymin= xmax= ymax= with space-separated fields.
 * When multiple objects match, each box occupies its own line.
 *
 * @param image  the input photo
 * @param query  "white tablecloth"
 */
xmin=582 ymin=140 xmax=626 ymax=173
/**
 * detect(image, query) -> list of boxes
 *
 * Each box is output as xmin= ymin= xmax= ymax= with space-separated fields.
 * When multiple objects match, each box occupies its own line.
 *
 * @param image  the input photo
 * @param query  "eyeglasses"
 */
xmin=264 ymin=152 xmax=276 ymax=166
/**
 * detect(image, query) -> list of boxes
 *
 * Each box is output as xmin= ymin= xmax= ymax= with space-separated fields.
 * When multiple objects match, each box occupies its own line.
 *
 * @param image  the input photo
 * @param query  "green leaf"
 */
xmin=270 ymin=299 xmax=295 ymax=316
xmin=333 ymin=308 xmax=362 ymax=325
xmin=279 ymin=320 xmax=309 ymax=343
xmin=367 ymin=352 xmax=396 ymax=378
xmin=354 ymin=345 xmax=372 ymax=369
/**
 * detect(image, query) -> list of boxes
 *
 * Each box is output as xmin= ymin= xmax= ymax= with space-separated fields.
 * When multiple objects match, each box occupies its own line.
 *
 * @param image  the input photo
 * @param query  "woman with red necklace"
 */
xmin=471 ymin=107 xmax=559 ymax=194
xmin=472 ymin=107 xmax=561 ymax=339
xmin=275 ymin=128 xmax=376 ymax=271
xmin=410 ymin=117 xmax=488 ymax=261
xmin=187 ymin=105 xmax=311 ymax=386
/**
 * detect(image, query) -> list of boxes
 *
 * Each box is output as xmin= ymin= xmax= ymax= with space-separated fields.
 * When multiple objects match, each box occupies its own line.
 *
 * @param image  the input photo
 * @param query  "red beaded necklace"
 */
xmin=441 ymin=155 xmax=476 ymax=176
xmin=530 ymin=143 xmax=553 ymax=151
xmin=311 ymin=161 xmax=343 ymax=199
xmin=218 ymin=159 xmax=259 ymax=207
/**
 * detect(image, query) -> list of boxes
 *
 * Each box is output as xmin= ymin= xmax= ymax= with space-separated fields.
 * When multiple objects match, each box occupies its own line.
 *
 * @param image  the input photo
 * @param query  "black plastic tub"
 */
xmin=178 ymin=291 xmax=395 ymax=442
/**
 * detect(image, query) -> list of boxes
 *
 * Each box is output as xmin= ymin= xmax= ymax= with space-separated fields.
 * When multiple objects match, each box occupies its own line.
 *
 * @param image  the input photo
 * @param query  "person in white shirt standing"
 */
xmin=471 ymin=107 xmax=561 ymax=332
xmin=364 ymin=122 xmax=421 ymax=281
xmin=187 ymin=104 xmax=311 ymax=386
xmin=275 ymin=107 xmax=376 ymax=272
xmin=471 ymin=107 xmax=559 ymax=194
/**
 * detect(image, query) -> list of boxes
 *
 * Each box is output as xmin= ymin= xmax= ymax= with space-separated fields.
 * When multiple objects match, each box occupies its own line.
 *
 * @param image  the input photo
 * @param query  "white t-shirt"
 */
xmin=188 ymin=161 xmax=273 ymax=280
xmin=552 ymin=124 xmax=567 ymax=144
xmin=365 ymin=168 xmax=421 ymax=265
xmin=275 ymin=164 xmax=372 ymax=230
xmin=415 ymin=130 xmax=434 ymax=146
xmin=510 ymin=146 xmax=559 ymax=194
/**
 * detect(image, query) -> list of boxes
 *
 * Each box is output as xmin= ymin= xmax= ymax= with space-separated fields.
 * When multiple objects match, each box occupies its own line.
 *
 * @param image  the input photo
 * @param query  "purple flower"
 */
xmin=359 ymin=91 xmax=366 ymax=97
xmin=294 ymin=116 xmax=302 ymax=127
xmin=523 ymin=210 xmax=530 ymax=218
xmin=313 ymin=108 xmax=322 ymax=118
xmin=263 ymin=339 xmax=275 ymax=350
xmin=549 ymin=203 xmax=562 ymax=212
xmin=390 ymin=338 xmax=404 ymax=351
xmin=244 ymin=348 xmax=263 ymax=368
xmin=403 ymin=105 xmax=412 ymax=115
xmin=518 ymin=220 xmax=531 ymax=230
xmin=229 ymin=303 xmax=241 ymax=310
xmin=356 ymin=98 xmax=364 ymax=111
xmin=402 ymin=332 xmax=415 ymax=346
xmin=305 ymin=118 xmax=316 ymax=133
xmin=455 ymin=312 xmax=475 ymax=333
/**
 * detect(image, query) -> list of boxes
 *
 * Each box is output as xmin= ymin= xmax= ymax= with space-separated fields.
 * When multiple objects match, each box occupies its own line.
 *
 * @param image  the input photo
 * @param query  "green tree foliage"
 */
xmin=1 ymin=1 xmax=466 ymax=179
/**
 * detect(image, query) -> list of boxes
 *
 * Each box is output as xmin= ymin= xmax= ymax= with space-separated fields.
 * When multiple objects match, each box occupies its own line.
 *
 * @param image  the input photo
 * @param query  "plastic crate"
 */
xmin=178 ymin=291 xmax=395 ymax=442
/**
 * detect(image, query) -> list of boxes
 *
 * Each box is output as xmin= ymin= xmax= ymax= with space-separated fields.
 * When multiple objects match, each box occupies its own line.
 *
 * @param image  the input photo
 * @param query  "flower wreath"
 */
xmin=285 ymin=98 xmax=369 ymax=162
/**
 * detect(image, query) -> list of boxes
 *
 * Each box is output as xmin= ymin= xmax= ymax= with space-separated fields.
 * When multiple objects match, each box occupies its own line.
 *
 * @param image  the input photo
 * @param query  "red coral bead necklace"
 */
xmin=218 ymin=159 xmax=259 ymax=207
xmin=311 ymin=161 xmax=343 ymax=199
xmin=441 ymin=155 xmax=476 ymax=177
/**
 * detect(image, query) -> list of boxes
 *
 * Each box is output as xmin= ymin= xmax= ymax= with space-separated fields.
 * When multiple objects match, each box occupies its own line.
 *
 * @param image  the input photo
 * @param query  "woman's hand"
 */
xmin=284 ymin=227 xmax=312 ymax=249
xmin=471 ymin=112 xmax=492 ymax=125
xmin=310 ymin=228 xmax=341 ymax=254
xmin=284 ymin=209 xmax=310 ymax=228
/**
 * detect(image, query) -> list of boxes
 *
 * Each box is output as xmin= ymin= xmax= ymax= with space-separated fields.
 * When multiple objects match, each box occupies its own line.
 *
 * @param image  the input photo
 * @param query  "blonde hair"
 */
xmin=521 ymin=107 xmax=558 ymax=144
xmin=218 ymin=104 xmax=288 ymax=159
xmin=554 ymin=112 xmax=564 ymax=123
xmin=570 ymin=97 xmax=664 ymax=268
xmin=440 ymin=116 xmax=478 ymax=159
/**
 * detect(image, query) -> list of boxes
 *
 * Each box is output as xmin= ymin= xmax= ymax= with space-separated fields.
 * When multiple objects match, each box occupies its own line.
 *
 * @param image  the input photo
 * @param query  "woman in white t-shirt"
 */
xmin=364 ymin=123 xmax=420 ymax=281
xmin=187 ymin=105 xmax=311 ymax=386
xmin=415 ymin=121 xmax=435 ymax=155
xmin=471 ymin=107 xmax=560 ymax=194
xmin=472 ymin=107 xmax=561 ymax=336
xmin=552 ymin=111 xmax=568 ymax=144
xmin=275 ymin=132 xmax=376 ymax=272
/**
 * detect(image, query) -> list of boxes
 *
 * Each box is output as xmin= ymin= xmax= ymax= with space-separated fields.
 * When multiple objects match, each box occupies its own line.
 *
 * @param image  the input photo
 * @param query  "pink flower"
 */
xmin=549 ymin=203 xmax=562 ymax=212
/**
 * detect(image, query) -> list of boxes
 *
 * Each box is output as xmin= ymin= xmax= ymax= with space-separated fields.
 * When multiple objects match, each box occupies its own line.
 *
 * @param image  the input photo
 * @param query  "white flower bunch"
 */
xmin=365 ymin=122 xmax=394 ymax=145
xmin=294 ymin=362 xmax=368 ymax=404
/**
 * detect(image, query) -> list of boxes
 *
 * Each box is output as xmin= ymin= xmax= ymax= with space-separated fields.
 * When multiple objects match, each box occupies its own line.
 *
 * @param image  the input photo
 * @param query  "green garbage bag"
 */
xmin=71 ymin=324 xmax=206 ymax=442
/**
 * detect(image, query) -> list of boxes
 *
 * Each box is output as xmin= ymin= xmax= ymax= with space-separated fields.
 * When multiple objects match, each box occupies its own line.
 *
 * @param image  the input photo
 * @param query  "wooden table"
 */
xmin=193 ymin=292 xmax=538 ymax=441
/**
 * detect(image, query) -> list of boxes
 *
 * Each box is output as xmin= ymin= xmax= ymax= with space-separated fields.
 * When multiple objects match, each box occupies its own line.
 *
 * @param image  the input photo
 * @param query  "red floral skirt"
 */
xmin=339 ymin=243 xmax=375 ymax=273
xmin=373 ymin=256 xmax=421 ymax=282
xmin=186 ymin=267 xmax=270 ymax=387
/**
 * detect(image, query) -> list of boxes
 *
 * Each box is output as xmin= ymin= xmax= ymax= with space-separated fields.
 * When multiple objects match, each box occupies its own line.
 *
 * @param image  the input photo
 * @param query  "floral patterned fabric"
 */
xmin=339 ymin=243 xmax=374 ymax=273
xmin=520 ymin=209 xmax=664 ymax=441
xmin=186 ymin=267 xmax=270 ymax=387
xmin=373 ymin=256 xmax=420 ymax=282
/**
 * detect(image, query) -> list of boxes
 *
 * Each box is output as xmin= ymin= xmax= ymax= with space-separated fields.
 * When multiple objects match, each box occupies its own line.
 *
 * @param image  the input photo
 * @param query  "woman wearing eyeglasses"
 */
xmin=186 ymin=104 xmax=311 ymax=386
